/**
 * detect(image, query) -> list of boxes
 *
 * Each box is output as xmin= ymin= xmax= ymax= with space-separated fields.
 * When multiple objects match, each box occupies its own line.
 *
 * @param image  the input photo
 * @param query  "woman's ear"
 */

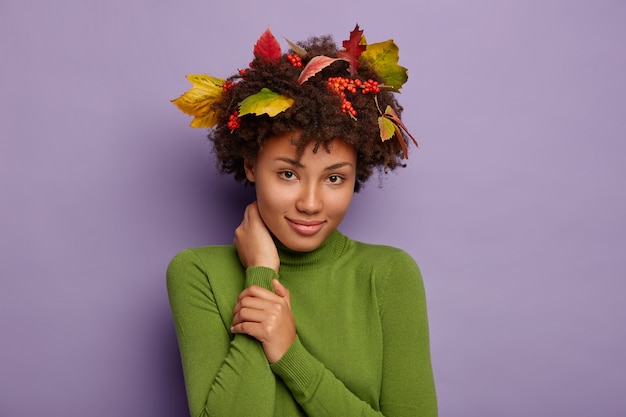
xmin=244 ymin=159 xmax=256 ymax=183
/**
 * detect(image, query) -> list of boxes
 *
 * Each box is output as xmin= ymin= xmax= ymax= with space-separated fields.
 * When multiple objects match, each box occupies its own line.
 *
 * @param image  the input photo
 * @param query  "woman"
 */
xmin=168 ymin=26 xmax=437 ymax=417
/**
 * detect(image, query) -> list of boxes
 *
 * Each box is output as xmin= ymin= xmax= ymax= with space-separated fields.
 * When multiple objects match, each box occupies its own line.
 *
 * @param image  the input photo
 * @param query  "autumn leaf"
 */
xmin=285 ymin=37 xmax=307 ymax=57
xmin=378 ymin=105 xmax=418 ymax=159
xmin=239 ymin=88 xmax=294 ymax=117
xmin=378 ymin=116 xmax=396 ymax=141
xmin=378 ymin=114 xmax=408 ymax=158
xmin=361 ymin=40 xmax=408 ymax=92
xmin=394 ymin=125 xmax=409 ymax=159
xmin=298 ymin=56 xmax=341 ymax=85
xmin=253 ymin=28 xmax=282 ymax=64
xmin=337 ymin=24 xmax=367 ymax=76
xmin=382 ymin=105 xmax=418 ymax=148
xmin=171 ymin=74 xmax=225 ymax=128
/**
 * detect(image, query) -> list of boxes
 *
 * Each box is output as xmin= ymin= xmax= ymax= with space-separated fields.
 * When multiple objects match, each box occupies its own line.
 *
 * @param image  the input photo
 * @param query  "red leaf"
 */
xmin=297 ymin=56 xmax=341 ymax=84
xmin=253 ymin=28 xmax=282 ymax=64
xmin=338 ymin=24 xmax=366 ymax=76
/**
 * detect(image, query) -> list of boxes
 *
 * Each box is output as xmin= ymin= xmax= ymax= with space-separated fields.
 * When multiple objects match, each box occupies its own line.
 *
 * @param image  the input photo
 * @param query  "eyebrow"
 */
xmin=274 ymin=157 xmax=353 ymax=171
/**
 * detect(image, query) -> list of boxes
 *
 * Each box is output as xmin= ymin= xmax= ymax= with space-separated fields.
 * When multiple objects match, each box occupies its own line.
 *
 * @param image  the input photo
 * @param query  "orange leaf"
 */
xmin=297 ymin=56 xmax=342 ymax=85
xmin=254 ymin=28 xmax=282 ymax=64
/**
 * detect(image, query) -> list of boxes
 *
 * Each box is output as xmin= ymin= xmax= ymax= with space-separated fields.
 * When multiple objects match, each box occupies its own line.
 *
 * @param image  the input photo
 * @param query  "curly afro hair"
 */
xmin=209 ymin=34 xmax=411 ymax=192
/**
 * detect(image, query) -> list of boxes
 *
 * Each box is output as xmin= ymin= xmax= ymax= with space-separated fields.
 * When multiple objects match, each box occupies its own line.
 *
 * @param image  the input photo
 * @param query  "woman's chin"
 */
xmin=274 ymin=231 xmax=329 ymax=253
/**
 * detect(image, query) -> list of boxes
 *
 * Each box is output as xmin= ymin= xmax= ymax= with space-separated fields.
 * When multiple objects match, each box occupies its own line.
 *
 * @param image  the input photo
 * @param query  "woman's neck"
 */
xmin=275 ymin=230 xmax=348 ymax=272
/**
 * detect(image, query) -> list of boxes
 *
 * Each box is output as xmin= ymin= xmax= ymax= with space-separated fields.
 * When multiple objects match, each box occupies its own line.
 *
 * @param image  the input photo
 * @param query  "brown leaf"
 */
xmin=383 ymin=105 xmax=418 ymax=148
xmin=392 ymin=123 xmax=409 ymax=159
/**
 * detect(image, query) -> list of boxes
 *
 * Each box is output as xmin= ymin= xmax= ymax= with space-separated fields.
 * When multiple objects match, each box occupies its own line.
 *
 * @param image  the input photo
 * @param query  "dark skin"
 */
xmin=230 ymin=132 xmax=357 ymax=364
xmin=231 ymin=202 xmax=295 ymax=364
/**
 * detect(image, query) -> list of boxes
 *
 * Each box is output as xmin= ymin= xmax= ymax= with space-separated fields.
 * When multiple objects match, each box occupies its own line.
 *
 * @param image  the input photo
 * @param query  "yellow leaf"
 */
xmin=190 ymin=112 xmax=219 ymax=128
xmin=171 ymin=74 xmax=225 ymax=128
xmin=361 ymin=40 xmax=408 ymax=92
xmin=378 ymin=115 xmax=396 ymax=142
xmin=239 ymin=88 xmax=294 ymax=117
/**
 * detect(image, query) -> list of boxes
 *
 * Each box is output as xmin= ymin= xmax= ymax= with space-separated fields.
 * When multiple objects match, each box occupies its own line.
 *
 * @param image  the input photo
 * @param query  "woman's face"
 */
xmin=244 ymin=131 xmax=357 ymax=252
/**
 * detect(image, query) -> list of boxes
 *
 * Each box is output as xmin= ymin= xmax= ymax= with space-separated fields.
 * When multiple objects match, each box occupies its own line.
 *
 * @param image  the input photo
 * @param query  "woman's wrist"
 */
xmin=245 ymin=266 xmax=279 ymax=290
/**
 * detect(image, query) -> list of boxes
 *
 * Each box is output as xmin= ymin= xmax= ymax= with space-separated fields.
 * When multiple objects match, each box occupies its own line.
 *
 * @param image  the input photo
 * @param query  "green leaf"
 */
xmin=361 ymin=40 xmax=408 ymax=92
xmin=239 ymin=88 xmax=294 ymax=117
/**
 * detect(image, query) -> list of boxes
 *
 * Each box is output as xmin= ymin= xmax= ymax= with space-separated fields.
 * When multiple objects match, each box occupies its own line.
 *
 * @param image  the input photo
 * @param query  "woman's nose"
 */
xmin=295 ymin=183 xmax=323 ymax=214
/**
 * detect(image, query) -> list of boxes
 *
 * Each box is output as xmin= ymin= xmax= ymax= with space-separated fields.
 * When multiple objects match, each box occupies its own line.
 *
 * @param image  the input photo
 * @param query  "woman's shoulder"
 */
xmin=344 ymin=236 xmax=423 ymax=283
xmin=345 ymin=239 xmax=426 ymax=308
xmin=348 ymin=237 xmax=418 ymax=265
xmin=167 ymin=244 xmax=242 ymax=284
xmin=169 ymin=244 xmax=238 ymax=263
xmin=166 ymin=245 xmax=245 ymax=320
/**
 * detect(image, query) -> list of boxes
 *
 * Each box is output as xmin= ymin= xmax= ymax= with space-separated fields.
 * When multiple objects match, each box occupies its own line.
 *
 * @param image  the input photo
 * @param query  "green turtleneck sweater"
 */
xmin=167 ymin=230 xmax=437 ymax=417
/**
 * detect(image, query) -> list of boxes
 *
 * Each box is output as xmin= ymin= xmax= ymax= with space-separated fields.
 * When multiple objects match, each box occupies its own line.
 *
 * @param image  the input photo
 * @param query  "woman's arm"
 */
xmin=167 ymin=249 xmax=277 ymax=417
xmin=269 ymin=251 xmax=438 ymax=417
xmin=378 ymin=251 xmax=438 ymax=416
xmin=231 ymin=279 xmax=296 ymax=364
xmin=230 ymin=201 xmax=297 ymax=364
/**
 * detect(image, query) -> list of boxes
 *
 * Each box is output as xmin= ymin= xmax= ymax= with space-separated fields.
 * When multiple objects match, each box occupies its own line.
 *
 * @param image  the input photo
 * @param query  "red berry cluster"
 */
xmin=222 ymin=80 xmax=235 ymax=93
xmin=327 ymin=77 xmax=380 ymax=95
xmin=327 ymin=77 xmax=381 ymax=118
xmin=227 ymin=110 xmax=240 ymax=132
xmin=286 ymin=54 xmax=302 ymax=67
xmin=341 ymin=100 xmax=357 ymax=117
xmin=360 ymin=79 xmax=380 ymax=94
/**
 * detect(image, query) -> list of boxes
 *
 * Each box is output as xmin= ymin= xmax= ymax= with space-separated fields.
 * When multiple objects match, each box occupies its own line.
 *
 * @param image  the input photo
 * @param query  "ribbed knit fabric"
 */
xmin=167 ymin=230 xmax=437 ymax=417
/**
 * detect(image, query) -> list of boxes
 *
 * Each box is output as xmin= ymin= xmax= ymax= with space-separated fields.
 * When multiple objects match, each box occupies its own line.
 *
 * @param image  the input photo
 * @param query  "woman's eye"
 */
xmin=327 ymin=175 xmax=344 ymax=184
xmin=279 ymin=171 xmax=296 ymax=180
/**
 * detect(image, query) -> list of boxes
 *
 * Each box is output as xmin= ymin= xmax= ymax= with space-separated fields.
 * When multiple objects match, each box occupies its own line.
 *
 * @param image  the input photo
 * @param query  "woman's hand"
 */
xmin=234 ymin=201 xmax=280 ymax=272
xmin=231 ymin=279 xmax=296 ymax=363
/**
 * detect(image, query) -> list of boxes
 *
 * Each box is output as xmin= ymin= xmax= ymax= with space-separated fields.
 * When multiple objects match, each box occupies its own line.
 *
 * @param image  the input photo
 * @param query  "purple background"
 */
xmin=1 ymin=1 xmax=625 ymax=416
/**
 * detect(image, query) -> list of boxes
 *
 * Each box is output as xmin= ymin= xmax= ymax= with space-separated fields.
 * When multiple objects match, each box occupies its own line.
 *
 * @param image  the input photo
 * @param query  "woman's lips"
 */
xmin=287 ymin=219 xmax=325 ymax=236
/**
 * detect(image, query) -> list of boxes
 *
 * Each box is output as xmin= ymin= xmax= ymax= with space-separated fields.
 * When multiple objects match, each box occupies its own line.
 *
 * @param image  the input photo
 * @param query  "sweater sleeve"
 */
xmin=270 ymin=250 xmax=438 ymax=417
xmin=166 ymin=248 xmax=279 ymax=417
xmin=377 ymin=251 xmax=438 ymax=416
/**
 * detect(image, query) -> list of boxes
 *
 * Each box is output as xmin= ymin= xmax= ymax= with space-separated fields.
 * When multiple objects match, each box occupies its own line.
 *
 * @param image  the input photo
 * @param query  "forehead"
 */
xmin=258 ymin=132 xmax=356 ymax=165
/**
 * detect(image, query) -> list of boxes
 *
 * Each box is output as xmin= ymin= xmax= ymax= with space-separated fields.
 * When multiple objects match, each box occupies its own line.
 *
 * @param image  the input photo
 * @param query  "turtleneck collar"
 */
xmin=275 ymin=229 xmax=349 ymax=272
